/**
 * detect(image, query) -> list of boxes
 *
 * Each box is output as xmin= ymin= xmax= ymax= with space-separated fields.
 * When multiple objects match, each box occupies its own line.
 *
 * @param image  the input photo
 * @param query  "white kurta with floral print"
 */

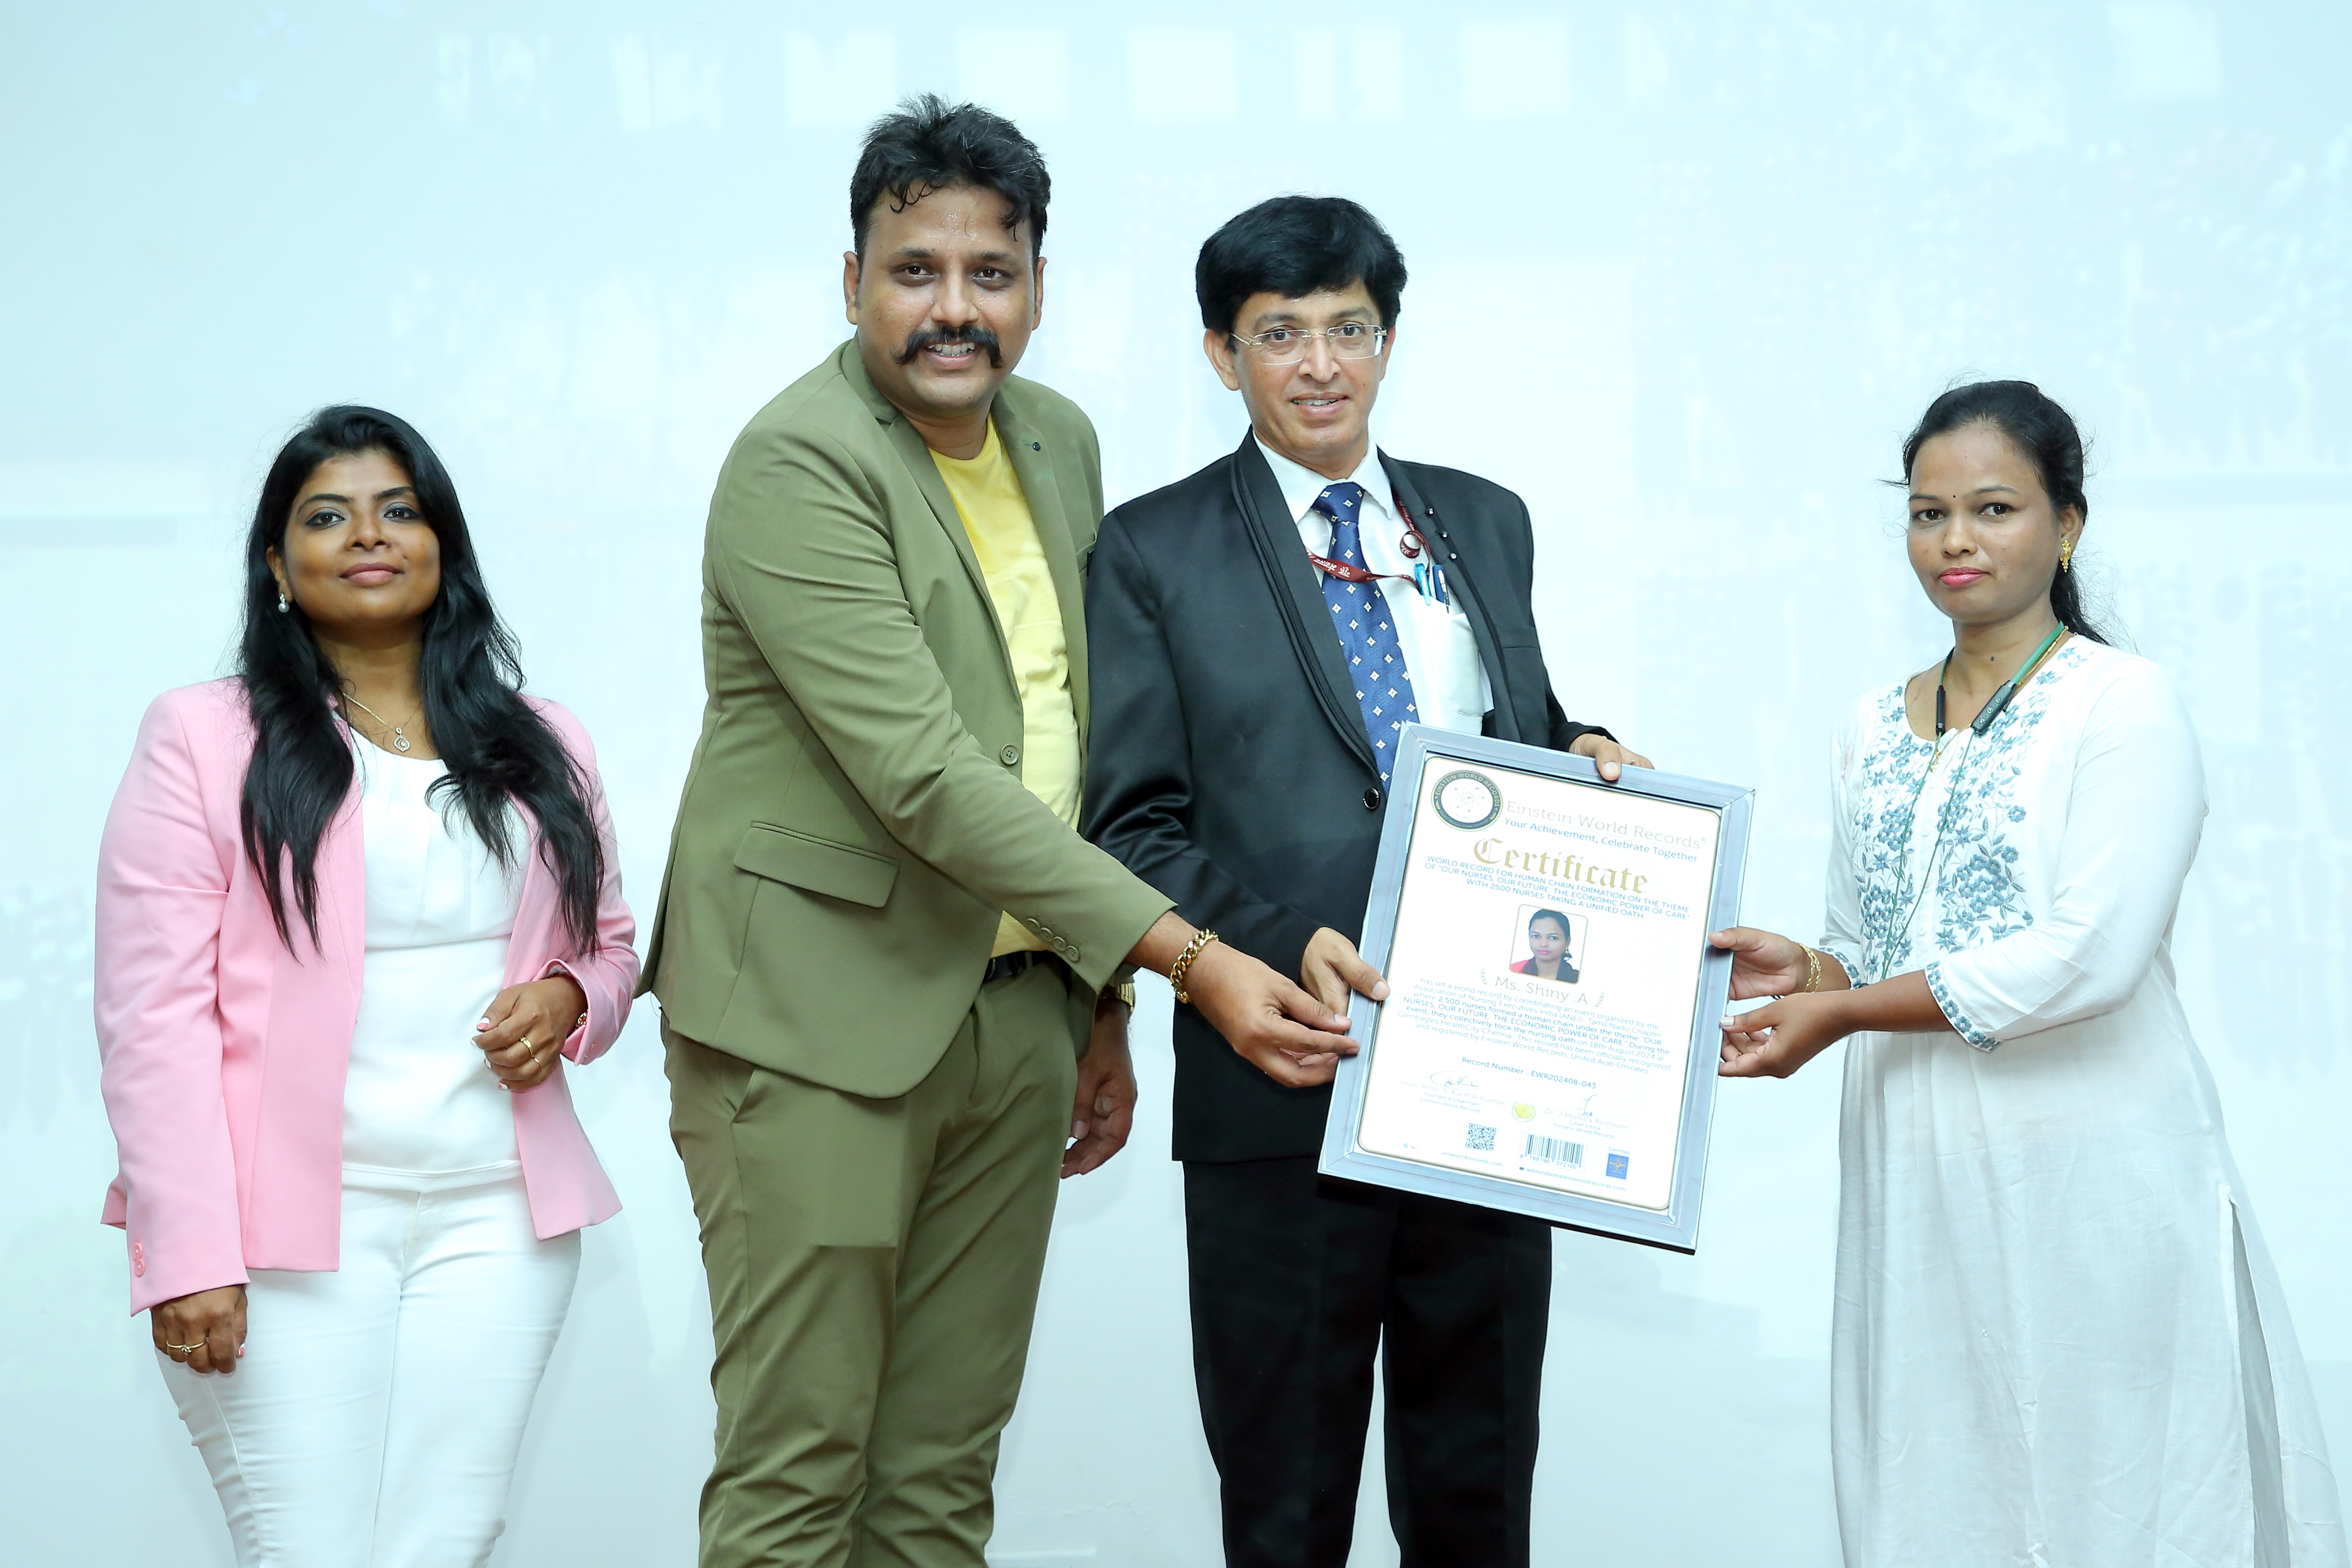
xmin=1816 ymin=639 xmax=2345 ymax=1568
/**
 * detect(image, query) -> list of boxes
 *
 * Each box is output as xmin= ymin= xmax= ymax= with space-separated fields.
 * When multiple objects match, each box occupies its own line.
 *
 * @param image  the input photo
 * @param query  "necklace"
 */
xmin=342 ymin=693 xmax=421 ymax=754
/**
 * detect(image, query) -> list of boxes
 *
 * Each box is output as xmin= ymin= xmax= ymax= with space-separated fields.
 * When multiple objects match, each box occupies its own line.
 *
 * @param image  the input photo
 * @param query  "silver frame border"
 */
xmin=1316 ymin=724 xmax=1754 ymax=1254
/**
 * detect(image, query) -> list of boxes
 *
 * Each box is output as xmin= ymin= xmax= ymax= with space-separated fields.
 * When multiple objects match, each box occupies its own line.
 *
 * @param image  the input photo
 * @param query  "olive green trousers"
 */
xmin=664 ymin=961 xmax=1077 ymax=1568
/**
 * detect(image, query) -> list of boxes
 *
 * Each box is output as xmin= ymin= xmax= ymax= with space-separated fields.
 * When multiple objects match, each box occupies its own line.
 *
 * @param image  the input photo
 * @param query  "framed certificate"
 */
xmin=1317 ymin=725 xmax=1753 ymax=1252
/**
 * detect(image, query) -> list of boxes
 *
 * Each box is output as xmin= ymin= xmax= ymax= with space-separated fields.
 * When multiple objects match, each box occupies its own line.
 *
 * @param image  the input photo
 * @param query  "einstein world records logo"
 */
xmin=1430 ymin=768 xmax=1503 ymax=831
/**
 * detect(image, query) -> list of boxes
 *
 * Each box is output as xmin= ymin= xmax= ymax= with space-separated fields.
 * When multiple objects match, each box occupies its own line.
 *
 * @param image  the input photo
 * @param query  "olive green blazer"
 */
xmin=643 ymin=340 xmax=1172 ymax=1096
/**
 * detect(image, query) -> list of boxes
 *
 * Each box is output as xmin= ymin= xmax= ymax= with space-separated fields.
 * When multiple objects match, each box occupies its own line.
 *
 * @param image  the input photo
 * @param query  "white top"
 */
xmin=1257 ymin=436 xmax=1494 ymax=734
xmin=344 ymin=744 xmax=525 ymax=1179
xmin=1816 ymin=640 xmax=2346 ymax=1567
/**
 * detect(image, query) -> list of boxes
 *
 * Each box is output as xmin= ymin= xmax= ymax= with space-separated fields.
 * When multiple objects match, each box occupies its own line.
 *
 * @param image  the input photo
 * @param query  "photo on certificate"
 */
xmin=1508 ymin=905 xmax=1588 ymax=985
xmin=1320 ymin=727 xmax=1753 ymax=1252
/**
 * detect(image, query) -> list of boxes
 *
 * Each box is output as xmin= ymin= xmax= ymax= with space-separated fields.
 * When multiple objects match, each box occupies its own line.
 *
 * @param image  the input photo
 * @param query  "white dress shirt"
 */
xmin=1256 ymin=436 xmax=1494 ymax=734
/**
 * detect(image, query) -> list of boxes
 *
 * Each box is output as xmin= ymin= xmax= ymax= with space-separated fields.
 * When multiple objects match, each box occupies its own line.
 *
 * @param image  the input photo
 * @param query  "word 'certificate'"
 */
xmin=1324 ymin=729 xmax=1750 ymax=1250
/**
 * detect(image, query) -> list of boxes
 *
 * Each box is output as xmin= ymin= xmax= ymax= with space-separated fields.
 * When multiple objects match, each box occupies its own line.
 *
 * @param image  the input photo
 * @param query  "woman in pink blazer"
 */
xmin=95 ymin=405 xmax=637 ymax=1567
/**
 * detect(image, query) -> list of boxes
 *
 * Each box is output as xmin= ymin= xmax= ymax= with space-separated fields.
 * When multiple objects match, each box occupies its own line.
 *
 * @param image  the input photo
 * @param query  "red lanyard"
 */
xmin=1305 ymin=489 xmax=1434 ymax=586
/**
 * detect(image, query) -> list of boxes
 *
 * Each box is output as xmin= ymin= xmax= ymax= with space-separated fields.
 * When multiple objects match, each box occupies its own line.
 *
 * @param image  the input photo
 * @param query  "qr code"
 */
xmin=1466 ymin=1124 xmax=1496 ymax=1152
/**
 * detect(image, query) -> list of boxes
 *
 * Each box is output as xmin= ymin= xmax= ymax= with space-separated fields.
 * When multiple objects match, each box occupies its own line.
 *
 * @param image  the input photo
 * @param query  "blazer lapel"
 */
xmin=892 ymin=419 xmax=1005 ymax=640
xmin=505 ymin=800 xmax=556 ymax=984
xmin=1230 ymin=434 xmax=1379 ymax=775
xmin=318 ymin=728 xmax=370 ymax=997
xmin=842 ymin=344 xmax=1013 ymax=677
xmin=994 ymin=395 xmax=1091 ymax=738
xmin=1381 ymin=456 xmax=1523 ymax=744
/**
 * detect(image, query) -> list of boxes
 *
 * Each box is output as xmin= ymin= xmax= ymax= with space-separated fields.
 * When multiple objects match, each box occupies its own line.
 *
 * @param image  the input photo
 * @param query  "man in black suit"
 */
xmin=1082 ymin=196 xmax=1652 ymax=1567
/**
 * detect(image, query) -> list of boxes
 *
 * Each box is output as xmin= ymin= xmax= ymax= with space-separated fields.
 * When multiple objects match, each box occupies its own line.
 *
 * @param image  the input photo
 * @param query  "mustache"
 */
xmin=895 ymin=323 xmax=1003 ymax=368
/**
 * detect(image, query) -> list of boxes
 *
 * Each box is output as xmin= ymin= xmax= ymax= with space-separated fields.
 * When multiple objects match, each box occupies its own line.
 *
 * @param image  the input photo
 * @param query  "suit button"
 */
xmin=1363 ymin=787 xmax=1383 ymax=811
xmin=1000 ymin=744 xmax=1020 ymax=766
xmin=131 ymin=1242 xmax=145 ymax=1277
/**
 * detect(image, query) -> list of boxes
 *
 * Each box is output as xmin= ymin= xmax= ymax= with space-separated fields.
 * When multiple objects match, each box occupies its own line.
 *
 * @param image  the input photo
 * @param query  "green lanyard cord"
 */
xmin=1884 ymin=624 xmax=2071 ymax=981
xmin=1935 ymin=621 xmax=2067 ymax=738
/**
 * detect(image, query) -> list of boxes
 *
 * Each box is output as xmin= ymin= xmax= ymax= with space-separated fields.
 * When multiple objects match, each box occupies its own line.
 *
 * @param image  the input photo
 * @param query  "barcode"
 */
xmin=1524 ymin=1134 xmax=1584 ymax=1167
xmin=1466 ymin=1124 xmax=1496 ymax=1152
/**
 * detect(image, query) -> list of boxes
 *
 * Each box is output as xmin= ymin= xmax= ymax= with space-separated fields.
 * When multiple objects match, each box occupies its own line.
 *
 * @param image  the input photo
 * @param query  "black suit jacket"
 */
xmin=1082 ymin=433 xmax=1608 ymax=1161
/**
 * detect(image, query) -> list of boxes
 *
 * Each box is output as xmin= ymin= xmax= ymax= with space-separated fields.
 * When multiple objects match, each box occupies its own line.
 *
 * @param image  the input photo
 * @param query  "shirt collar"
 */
xmin=1253 ymin=434 xmax=1390 ymax=524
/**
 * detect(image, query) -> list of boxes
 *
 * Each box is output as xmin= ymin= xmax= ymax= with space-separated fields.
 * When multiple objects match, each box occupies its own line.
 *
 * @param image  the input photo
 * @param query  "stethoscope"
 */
xmin=1877 ymin=624 xmax=2068 ymax=982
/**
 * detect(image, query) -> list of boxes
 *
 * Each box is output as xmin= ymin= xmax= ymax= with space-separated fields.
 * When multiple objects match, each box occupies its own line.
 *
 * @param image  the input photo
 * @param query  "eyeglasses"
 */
xmin=1229 ymin=322 xmax=1389 ymax=365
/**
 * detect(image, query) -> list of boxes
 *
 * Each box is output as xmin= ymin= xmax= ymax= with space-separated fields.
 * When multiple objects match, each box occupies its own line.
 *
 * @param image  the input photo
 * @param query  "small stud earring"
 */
xmin=276 ymin=591 xmax=291 ymax=613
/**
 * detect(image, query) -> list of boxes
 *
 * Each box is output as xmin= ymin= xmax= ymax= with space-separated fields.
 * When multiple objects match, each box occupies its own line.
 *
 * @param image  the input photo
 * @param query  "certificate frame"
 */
xmin=1317 ymin=725 xmax=1753 ymax=1253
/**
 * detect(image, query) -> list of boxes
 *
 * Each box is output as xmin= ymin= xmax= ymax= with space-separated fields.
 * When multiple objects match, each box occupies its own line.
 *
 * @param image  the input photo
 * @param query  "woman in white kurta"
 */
xmin=1715 ymin=381 xmax=2345 ymax=1568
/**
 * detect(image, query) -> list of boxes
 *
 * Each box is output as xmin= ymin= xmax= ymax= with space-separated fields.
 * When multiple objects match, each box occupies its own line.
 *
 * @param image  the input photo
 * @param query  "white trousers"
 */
xmin=158 ymin=1172 xmax=581 ymax=1568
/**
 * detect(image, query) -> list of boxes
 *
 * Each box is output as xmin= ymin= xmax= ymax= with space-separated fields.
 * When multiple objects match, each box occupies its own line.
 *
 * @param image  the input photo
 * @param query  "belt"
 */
xmin=982 ymin=949 xmax=1061 ymax=985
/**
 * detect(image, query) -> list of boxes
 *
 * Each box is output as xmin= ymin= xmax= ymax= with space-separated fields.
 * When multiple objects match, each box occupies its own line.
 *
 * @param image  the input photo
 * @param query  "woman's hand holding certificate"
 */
xmin=1712 ymin=926 xmax=1953 ymax=1079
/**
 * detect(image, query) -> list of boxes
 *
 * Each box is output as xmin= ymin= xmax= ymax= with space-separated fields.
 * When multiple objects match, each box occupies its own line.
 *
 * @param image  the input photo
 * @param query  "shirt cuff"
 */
xmin=1925 ymin=960 xmax=2000 ymax=1051
xmin=1816 ymin=942 xmax=1865 ymax=991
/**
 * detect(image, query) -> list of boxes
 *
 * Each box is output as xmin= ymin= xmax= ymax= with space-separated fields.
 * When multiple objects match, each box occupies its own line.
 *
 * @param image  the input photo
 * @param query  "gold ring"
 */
xmin=517 ymin=1036 xmax=533 ymax=1054
xmin=165 ymin=1342 xmax=202 ymax=1354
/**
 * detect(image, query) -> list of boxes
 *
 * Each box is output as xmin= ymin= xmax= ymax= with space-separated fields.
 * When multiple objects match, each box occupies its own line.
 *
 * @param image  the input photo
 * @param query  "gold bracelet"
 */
xmin=1167 ymin=929 xmax=1219 ymax=1006
xmin=1800 ymin=944 xmax=1823 ymax=994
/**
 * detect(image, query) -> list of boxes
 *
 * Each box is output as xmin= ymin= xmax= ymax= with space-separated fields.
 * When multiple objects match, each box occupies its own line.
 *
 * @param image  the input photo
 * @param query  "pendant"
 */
xmin=393 ymin=728 xmax=412 ymax=753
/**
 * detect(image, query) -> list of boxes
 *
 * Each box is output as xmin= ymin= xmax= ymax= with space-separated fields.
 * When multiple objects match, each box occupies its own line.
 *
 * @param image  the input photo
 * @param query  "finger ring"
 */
xmin=165 ymin=1342 xmax=202 ymax=1354
xmin=517 ymin=1036 xmax=532 ymax=1054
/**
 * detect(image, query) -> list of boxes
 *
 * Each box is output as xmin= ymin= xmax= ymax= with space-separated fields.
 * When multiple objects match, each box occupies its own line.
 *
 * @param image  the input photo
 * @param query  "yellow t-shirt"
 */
xmin=931 ymin=420 xmax=1082 ymax=957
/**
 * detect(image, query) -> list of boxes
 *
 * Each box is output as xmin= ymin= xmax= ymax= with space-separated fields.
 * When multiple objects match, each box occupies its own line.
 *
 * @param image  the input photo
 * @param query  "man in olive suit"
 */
xmin=643 ymin=98 xmax=1349 ymax=1568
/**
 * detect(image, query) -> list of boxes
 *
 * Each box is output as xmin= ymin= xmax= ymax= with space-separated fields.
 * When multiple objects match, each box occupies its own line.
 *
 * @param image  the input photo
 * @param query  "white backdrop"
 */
xmin=3 ymin=3 xmax=2347 ymax=1564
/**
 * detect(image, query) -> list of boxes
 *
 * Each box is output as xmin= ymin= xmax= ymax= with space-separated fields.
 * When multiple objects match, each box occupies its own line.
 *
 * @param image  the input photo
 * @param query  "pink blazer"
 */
xmin=95 ymin=679 xmax=639 ymax=1314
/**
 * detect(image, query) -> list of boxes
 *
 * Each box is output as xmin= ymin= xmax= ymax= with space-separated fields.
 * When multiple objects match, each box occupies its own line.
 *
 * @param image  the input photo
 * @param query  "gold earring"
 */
xmin=2059 ymin=541 xmax=2073 ymax=574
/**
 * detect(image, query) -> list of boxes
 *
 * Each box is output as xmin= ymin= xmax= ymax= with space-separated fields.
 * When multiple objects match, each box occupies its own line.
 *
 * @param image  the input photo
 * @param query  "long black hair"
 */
xmin=1900 ymin=379 xmax=2108 ymax=644
xmin=238 ymin=405 xmax=605 ymax=953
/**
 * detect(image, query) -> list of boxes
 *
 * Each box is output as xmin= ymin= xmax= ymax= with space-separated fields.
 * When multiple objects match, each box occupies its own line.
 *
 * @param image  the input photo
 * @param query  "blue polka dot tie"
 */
xmin=1315 ymin=481 xmax=1418 ymax=785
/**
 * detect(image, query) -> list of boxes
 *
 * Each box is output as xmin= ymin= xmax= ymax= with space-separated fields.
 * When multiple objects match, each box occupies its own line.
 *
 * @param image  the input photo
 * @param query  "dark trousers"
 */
xmin=1183 ymin=1157 xmax=1552 ymax=1568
